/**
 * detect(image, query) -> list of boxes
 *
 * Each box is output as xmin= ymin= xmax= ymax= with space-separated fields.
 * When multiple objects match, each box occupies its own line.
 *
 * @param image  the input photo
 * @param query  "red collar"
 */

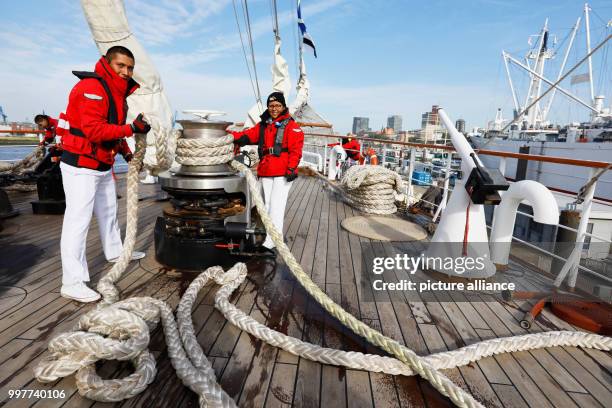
xmin=270 ymin=111 xmax=291 ymax=123
xmin=94 ymin=57 xmax=139 ymax=97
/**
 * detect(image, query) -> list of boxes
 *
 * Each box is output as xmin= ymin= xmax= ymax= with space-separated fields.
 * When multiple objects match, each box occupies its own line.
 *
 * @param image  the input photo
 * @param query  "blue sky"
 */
xmin=0 ymin=0 xmax=610 ymax=132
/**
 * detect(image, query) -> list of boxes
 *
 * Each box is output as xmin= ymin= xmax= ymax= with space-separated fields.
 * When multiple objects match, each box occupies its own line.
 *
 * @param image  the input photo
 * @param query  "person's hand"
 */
xmin=131 ymin=113 xmax=151 ymax=134
xmin=123 ymin=153 xmax=133 ymax=162
xmin=285 ymin=167 xmax=297 ymax=182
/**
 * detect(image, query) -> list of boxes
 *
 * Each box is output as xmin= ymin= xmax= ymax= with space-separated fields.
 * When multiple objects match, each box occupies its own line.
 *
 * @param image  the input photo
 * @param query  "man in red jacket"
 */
xmin=328 ymin=134 xmax=362 ymax=162
xmin=34 ymin=114 xmax=58 ymax=145
xmin=231 ymin=92 xmax=304 ymax=250
xmin=58 ymin=46 xmax=150 ymax=302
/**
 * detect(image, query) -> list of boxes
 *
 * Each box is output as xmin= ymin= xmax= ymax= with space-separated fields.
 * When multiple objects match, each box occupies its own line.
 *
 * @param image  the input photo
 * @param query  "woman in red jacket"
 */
xmin=231 ymin=92 xmax=304 ymax=250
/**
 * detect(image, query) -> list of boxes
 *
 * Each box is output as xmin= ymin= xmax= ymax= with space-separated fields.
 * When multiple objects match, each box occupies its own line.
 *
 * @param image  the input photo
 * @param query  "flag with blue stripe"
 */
xmin=297 ymin=0 xmax=317 ymax=58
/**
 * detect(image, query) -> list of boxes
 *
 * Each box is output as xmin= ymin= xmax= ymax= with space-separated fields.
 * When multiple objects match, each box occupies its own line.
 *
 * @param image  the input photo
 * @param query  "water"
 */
xmin=0 ymin=145 xmax=128 ymax=173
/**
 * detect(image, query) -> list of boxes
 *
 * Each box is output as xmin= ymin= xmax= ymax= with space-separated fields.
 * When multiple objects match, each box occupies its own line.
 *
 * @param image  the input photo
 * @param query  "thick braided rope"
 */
xmin=230 ymin=160 xmax=482 ymax=408
xmin=339 ymin=165 xmax=403 ymax=215
xmin=34 ymin=135 xmax=233 ymax=406
xmin=0 ymin=145 xmax=45 ymax=174
xmin=175 ymin=136 xmax=235 ymax=166
xmin=97 ymin=136 xmax=147 ymax=304
xmin=212 ymin=266 xmax=612 ymax=376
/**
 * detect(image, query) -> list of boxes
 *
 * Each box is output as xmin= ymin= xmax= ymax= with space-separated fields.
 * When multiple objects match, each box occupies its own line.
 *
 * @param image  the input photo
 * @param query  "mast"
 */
xmin=584 ymin=3 xmax=595 ymax=104
xmin=524 ymin=19 xmax=549 ymax=127
xmin=542 ymin=17 xmax=581 ymax=121
xmin=502 ymin=51 xmax=520 ymax=115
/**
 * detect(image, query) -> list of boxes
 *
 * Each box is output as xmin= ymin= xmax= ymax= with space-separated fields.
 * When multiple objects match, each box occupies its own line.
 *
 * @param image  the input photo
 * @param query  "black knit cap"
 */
xmin=267 ymin=91 xmax=286 ymax=107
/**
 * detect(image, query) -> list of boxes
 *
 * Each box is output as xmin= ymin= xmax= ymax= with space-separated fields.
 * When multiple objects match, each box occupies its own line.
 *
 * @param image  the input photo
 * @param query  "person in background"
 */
xmin=328 ymin=133 xmax=363 ymax=162
xmin=34 ymin=114 xmax=58 ymax=146
xmin=230 ymin=92 xmax=304 ymax=252
xmin=57 ymin=45 xmax=150 ymax=302
xmin=33 ymin=114 xmax=63 ymax=171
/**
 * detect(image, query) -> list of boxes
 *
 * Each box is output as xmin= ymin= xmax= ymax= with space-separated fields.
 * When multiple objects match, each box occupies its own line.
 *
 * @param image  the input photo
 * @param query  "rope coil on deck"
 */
xmin=35 ymin=130 xmax=612 ymax=408
xmin=339 ymin=165 xmax=403 ymax=215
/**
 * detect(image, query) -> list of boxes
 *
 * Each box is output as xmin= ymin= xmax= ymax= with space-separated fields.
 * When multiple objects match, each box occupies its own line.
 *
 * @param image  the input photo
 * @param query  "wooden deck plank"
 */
xmin=264 ymin=363 xmax=297 ymax=407
xmin=2 ymin=175 xmax=611 ymax=407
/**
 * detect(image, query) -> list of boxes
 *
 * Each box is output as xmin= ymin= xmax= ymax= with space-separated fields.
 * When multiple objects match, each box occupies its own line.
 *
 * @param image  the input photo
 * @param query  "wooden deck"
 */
xmin=0 ymin=175 xmax=610 ymax=407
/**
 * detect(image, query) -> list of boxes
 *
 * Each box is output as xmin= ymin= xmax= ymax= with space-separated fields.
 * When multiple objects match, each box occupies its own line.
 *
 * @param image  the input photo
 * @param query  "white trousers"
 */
xmin=60 ymin=162 xmax=123 ymax=285
xmin=260 ymin=176 xmax=293 ymax=249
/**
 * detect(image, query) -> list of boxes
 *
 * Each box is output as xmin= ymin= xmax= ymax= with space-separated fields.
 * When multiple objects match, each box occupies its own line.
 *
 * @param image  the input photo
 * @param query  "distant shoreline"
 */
xmin=0 ymin=137 xmax=39 ymax=146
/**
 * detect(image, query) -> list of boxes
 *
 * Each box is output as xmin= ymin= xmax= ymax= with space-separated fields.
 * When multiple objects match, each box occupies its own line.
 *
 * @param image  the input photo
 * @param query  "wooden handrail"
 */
xmin=304 ymin=132 xmax=611 ymax=169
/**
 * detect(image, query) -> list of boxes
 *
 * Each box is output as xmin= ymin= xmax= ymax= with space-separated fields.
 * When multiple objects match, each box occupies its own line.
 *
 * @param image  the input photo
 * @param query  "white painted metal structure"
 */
xmin=490 ymin=180 xmax=559 ymax=265
xmin=427 ymin=109 xmax=497 ymax=278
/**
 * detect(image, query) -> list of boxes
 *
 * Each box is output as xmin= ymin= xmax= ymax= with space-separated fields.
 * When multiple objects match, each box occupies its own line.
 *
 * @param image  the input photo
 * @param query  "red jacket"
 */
xmin=42 ymin=117 xmax=58 ymax=144
xmin=58 ymin=57 xmax=138 ymax=171
xmin=328 ymin=138 xmax=362 ymax=161
xmin=231 ymin=111 xmax=304 ymax=177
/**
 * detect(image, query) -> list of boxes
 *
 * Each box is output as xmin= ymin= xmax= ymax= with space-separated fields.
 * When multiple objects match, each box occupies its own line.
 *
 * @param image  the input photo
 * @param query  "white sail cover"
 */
xmin=271 ymin=35 xmax=291 ymax=98
xmin=80 ymin=0 xmax=174 ymax=171
xmin=243 ymin=35 xmax=291 ymax=129
xmin=289 ymin=54 xmax=310 ymax=115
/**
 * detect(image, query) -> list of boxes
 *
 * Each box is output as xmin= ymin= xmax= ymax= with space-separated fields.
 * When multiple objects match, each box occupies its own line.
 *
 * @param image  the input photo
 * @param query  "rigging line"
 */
xmin=272 ymin=0 xmax=280 ymax=36
xmin=595 ymin=23 xmax=610 ymax=95
xmin=232 ymin=0 xmax=259 ymax=105
xmin=267 ymin=0 xmax=276 ymax=36
xmin=243 ymin=0 xmax=262 ymax=103
xmin=290 ymin=0 xmax=300 ymax=80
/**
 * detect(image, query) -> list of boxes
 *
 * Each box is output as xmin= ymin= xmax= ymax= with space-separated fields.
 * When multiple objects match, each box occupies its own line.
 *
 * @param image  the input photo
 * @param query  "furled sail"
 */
xmin=80 ymin=0 xmax=174 ymax=171
xmin=243 ymin=34 xmax=291 ymax=128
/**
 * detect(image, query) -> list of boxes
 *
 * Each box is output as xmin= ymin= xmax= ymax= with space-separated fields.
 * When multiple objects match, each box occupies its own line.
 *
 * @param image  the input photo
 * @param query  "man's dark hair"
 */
xmin=105 ymin=46 xmax=135 ymax=63
xmin=34 ymin=114 xmax=49 ymax=124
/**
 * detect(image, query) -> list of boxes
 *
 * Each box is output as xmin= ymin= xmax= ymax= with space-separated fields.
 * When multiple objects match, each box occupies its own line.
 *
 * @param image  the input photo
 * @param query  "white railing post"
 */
xmin=407 ymin=148 xmax=416 ymax=199
xmin=554 ymin=168 xmax=598 ymax=288
xmin=431 ymin=154 xmax=452 ymax=222
xmin=498 ymin=157 xmax=507 ymax=177
xmin=567 ymin=169 xmax=597 ymax=288
xmin=323 ymin=144 xmax=328 ymax=175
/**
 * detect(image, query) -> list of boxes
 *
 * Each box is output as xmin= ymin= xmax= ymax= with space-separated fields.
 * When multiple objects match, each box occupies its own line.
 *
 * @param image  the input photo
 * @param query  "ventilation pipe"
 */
xmin=490 ymin=180 xmax=559 ymax=266
xmin=327 ymin=145 xmax=347 ymax=180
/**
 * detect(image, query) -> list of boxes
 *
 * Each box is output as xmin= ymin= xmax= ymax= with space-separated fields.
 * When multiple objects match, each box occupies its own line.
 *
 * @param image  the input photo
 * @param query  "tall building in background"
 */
xmin=352 ymin=117 xmax=370 ymax=134
xmin=420 ymin=105 xmax=444 ymax=143
xmin=387 ymin=115 xmax=403 ymax=133
xmin=421 ymin=105 xmax=440 ymax=128
xmin=455 ymin=119 xmax=466 ymax=133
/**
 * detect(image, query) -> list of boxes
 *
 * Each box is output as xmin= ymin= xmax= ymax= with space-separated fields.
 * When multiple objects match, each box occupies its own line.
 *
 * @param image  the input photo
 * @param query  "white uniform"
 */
xmin=60 ymin=162 xmax=123 ymax=285
xmin=260 ymin=176 xmax=293 ymax=249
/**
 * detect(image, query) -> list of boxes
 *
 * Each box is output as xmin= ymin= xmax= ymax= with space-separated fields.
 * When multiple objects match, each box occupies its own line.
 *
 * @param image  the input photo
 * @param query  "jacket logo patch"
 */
xmin=292 ymin=128 xmax=303 ymax=132
xmin=84 ymin=93 xmax=103 ymax=100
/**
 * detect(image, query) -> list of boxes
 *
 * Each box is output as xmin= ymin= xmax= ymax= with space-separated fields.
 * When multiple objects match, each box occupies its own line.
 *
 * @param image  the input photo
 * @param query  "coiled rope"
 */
xmin=34 ymin=134 xmax=237 ymax=407
xmin=338 ymin=165 xmax=403 ymax=215
xmin=35 ymin=132 xmax=612 ymax=408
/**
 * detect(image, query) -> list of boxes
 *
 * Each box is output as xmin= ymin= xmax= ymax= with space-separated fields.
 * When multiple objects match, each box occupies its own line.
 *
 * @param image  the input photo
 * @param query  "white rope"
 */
xmin=35 ymin=131 xmax=612 ymax=408
xmin=212 ymin=261 xmax=612 ymax=376
xmin=339 ymin=165 xmax=404 ymax=215
xmin=175 ymin=136 xmax=235 ymax=166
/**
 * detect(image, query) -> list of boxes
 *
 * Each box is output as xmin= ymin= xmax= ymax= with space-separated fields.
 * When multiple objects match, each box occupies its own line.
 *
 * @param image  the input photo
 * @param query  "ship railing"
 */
xmin=302 ymin=132 xmax=612 ymax=291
